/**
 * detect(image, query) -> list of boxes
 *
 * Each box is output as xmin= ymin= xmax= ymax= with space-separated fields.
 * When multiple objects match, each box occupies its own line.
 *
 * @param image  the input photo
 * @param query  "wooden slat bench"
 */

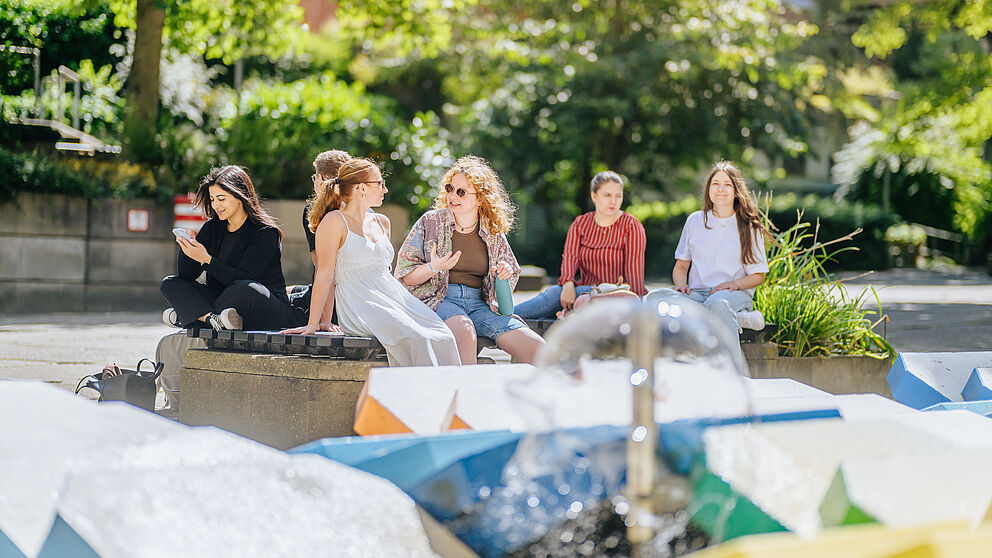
xmin=186 ymin=319 xmax=559 ymax=361
xmin=187 ymin=319 xmax=773 ymax=361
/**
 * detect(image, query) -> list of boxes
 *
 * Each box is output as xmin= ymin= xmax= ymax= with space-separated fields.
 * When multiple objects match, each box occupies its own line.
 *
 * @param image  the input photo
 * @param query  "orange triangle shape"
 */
xmin=354 ymin=395 xmax=414 ymax=436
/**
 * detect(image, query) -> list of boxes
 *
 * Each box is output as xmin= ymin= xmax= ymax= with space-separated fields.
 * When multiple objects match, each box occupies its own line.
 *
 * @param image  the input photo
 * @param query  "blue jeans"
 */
xmin=436 ymin=284 xmax=528 ymax=339
xmin=644 ymin=287 xmax=753 ymax=350
xmin=515 ymin=284 xmax=594 ymax=319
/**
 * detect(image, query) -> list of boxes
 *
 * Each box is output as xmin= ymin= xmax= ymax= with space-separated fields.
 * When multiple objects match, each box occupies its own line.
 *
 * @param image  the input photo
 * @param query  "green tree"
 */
xmin=833 ymin=0 xmax=992 ymax=242
xmin=104 ymin=0 xmax=304 ymax=161
xmin=335 ymin=0 xmax=839 ymax=268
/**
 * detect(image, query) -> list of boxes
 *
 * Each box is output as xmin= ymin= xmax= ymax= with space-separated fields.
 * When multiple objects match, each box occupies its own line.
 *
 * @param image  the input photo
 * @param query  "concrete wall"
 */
xmin=747 ymin=351 xmax=896 ymax=398
xmin=0 ymin=194 xmax=411 ymax=314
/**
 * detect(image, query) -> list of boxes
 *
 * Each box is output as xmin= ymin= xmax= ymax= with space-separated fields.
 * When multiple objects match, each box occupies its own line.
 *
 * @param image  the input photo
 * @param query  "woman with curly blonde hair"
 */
xmin=396 ymin=155 xmax=545 ymax=364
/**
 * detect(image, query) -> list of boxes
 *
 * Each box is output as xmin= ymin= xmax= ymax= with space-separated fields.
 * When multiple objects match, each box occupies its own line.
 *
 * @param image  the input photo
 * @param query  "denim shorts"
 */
xmin=435 ymin=283 xmax=528 ymax=339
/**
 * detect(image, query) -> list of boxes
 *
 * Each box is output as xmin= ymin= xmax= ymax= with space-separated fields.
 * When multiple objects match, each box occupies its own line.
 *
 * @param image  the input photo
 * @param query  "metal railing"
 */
xmin=2 ymin=45 xmax=122 ymax=155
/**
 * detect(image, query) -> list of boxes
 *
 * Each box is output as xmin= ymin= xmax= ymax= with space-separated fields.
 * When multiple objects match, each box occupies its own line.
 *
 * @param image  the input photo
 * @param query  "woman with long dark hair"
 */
xmin=646 ymin=160 xmax=769 ymax=351
xmin=161 ymin=165 xmax=305 ymax=331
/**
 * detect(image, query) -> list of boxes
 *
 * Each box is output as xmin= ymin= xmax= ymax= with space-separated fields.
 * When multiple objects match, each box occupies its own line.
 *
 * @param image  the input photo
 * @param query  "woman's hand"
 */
xmin=674 ymin=285 xmax=692 ymax=295
xmin=492 ymin=261 xmax=513 ymax=280
xmin=318 ymin=321 xmax=342 ymax=333
xmin=711 ymin=280 xmax=738 ymax=293
xmin=177 ymin=236 xmax=211 ymax=265
xmin=280 ymin=324 xmax=319 ymax=335
xmin=560 ymin=282 xmax=577 ymax=311
xmin=430 ymin=244 xmax=462 ymax=272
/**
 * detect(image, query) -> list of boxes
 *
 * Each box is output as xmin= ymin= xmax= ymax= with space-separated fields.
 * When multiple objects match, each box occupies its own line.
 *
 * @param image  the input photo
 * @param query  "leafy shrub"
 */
xmin=213 ymin=74 xmax=454 ymax=207
xmin=754 ymin=216 xmax=894 ymax=358
xmin=0 ymin=147 xmax=167 ymax=201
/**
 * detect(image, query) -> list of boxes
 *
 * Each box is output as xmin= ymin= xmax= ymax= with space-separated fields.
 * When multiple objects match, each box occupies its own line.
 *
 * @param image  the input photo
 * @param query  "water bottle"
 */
xmin=495 ymin=277 xmax=515 ymax=316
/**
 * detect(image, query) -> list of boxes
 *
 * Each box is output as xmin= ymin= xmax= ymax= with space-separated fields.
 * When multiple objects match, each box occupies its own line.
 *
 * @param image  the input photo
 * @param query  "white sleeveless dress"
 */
xmin=333 ymin=212 xmax=461 ymax=367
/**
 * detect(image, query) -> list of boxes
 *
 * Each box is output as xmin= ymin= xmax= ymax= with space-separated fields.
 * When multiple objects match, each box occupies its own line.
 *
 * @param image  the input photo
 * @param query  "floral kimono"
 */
xmin=395 ymin=208 xmax=521 ymax=312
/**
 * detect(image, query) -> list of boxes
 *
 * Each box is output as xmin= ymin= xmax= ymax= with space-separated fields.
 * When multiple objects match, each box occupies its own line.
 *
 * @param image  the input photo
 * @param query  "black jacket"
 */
xmin=177 ymin=217 xmax=289 ymax=300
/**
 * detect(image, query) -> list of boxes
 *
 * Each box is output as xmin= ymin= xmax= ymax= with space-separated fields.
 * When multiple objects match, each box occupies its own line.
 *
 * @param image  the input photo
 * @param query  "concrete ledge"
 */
xmin=0 ymin=282 xmax=86 ymax=313
xmin=179 ymin=349 xmax=377 ymax=449
xmin=747 ymin=354 xmax=895 ymax=397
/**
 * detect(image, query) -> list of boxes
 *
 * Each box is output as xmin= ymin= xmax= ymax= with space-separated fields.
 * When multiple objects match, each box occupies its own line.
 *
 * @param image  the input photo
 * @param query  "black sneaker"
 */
xmin=208 ymin=308 xmax=243 ymax=331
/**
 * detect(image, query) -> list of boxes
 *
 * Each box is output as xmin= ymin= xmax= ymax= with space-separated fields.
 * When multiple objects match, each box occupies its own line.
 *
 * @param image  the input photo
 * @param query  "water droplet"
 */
xmin=632 ymin=425 xmax=648 ymax=442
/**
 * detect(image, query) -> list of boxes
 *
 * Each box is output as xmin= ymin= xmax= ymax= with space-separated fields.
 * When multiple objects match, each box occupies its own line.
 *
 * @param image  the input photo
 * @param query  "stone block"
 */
xmin=0 ymin=236 xmax=86 ymax=281
xmin=82 ymin=284 xmax=164 ymax=312
xmin=820 ymin=452 xmax=992 ymax=529
xmin=699 ymin=416 xmax=968 ymax=537
xmin=921 ymin=400 xmax=992 ymax=416
xmin=0 ymin=282 xmax=85 ymax=313
xmin=747 ymin=354 xmax=894 ymax=397
xmin=743 ymin=342 xmax=777 ymax=361
xmin=85 ymin=239 xmax=173 ymax=283
xmin=516 ymin=265 xmax=547 ymax=292
xmin=179 ymin=349 xmax=375 ymax=449
xmin=962 ymin=367 xmax=992 ymax=402
xmin=280 ymin=238 xmax=313 ymax=286
xmin=87 ymin=198 xmax=172 ymax=239
xmin=265 ymin=199 xmax=307 ymax=241
xmin=0 ymin=194 xmax=86 ymax=236
xmin=887 ymin=352 xmax=992 ymax=409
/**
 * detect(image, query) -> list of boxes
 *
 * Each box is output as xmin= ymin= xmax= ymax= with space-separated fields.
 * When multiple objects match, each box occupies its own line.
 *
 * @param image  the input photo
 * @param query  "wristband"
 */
xmin=427 ymin=262 xmax=437 ymax=273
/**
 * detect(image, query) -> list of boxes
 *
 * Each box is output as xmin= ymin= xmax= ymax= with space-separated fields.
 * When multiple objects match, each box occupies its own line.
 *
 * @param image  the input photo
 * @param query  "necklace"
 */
xmin=454 ymin=219 xmax=478 ymax=233
xmin=712 ymin=210 xmax=734 ymax=228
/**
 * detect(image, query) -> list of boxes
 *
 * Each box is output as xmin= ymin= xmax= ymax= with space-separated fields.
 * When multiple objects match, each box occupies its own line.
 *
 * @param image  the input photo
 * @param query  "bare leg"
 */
xmin=495 ymin=328 xmax=546 ymax=364
xmin=445 ymin=315 xmax=478 ymax=365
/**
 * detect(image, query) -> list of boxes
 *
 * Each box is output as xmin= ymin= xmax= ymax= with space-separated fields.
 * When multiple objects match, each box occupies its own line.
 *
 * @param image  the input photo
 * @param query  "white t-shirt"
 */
xmin=674 ymin=210 xmax=769 ymax=296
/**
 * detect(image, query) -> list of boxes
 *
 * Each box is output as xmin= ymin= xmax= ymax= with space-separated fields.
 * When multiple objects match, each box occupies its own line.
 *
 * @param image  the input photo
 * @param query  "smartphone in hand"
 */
xmin=172 ymin=228 xmax=192 ymax=241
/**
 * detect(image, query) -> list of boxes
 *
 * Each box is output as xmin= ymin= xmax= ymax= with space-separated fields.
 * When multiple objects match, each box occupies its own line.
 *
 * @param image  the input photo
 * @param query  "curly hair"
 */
xmin=433 ymin=155 xmax=515 ymax=235
xmin=196 ymin=165 xmax=282 ymax=240
xmin=308 ymin=158 xmax=381 ymax=232
xmin=702 ymin=160 xmax=767 ymax=265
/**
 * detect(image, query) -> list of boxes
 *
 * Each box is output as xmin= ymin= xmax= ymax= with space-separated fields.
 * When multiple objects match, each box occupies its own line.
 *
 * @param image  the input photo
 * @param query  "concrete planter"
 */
xmin=180 ymin=349 xmax=378 ymax=449
xmin=746 ymin=347 xmax=895 ymax=397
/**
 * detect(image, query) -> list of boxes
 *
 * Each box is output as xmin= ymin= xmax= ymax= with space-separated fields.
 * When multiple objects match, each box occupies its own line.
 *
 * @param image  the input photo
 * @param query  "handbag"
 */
xmin=75 ymin=358 xmax=164 ymax=412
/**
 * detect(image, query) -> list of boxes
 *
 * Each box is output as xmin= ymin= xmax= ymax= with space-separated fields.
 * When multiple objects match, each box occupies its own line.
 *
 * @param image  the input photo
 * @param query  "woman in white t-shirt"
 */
xmin=646 ymin=161 xmax=769 ymax=348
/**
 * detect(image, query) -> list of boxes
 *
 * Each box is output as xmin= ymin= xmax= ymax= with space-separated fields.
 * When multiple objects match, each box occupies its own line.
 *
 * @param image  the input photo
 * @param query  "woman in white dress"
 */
xmin=281 ymin=158 xmax=460 ymax=367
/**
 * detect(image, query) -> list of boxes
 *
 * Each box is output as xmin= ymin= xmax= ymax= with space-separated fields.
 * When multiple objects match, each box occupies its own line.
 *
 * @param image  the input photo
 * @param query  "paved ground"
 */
xmin=0 ymin=267 xmax=989 ymax=393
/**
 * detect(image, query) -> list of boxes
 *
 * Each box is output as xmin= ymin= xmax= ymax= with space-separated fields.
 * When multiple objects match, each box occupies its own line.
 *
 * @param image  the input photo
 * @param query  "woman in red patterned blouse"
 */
xmin=516 ymin=171 xmax=647 ymax=319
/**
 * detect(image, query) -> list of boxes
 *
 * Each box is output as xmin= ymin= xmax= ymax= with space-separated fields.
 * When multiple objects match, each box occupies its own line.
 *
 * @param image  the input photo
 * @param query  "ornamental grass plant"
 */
xmin=754 ymin=212 xmax=895 ymax=358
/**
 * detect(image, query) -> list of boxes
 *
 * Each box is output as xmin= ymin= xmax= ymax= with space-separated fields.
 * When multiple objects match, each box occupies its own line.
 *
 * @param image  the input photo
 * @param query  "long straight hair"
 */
xmin=197 ymin=165 xmax=282 ymax=240
xmin=701 ymin=161 xmax=766 ymax=265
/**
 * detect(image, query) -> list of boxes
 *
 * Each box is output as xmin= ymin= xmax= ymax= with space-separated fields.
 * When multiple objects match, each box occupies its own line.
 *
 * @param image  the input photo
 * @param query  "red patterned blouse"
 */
xmin=558 ymin=211 xmax=647 ymax=296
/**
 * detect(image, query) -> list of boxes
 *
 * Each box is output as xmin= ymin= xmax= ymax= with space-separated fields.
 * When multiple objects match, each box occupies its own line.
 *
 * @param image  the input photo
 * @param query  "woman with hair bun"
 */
xmin=160 ymin=165 xmax=305 ymax=331
xmin=515 ymin=170 xmax=647 ymax=319
xmin=281 ymin=158 xmax=460 ymax=367
xmin=396 ymin=155 xmax=545 ymax=365
xmin=646 ymin=160 xmax=769 ymax=352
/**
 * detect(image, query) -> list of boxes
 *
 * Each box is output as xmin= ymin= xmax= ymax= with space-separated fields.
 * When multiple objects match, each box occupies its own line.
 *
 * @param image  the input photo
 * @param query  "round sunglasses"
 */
xmin=444 ymin=183 xmax=478 ymax=198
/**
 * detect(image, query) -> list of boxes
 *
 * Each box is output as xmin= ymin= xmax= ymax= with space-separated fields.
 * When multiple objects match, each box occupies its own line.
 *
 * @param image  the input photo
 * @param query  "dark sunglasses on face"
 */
xmin=444 ymin=183 xmax=477 ymax=198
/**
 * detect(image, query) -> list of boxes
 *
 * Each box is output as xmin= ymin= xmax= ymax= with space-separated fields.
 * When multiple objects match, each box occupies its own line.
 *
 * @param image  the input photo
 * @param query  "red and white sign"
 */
xmin=174 ymin=193 xmax=207 ymax=234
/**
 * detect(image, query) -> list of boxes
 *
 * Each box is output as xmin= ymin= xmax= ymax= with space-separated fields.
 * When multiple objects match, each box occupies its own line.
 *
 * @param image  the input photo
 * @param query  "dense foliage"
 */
xmin=625 ymin=193 xmax=897 ymax=277
xmin=754 ymin=215 xmax=894 ymax=358
xmin=832 ymin=0 xmax=992 ymax=256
